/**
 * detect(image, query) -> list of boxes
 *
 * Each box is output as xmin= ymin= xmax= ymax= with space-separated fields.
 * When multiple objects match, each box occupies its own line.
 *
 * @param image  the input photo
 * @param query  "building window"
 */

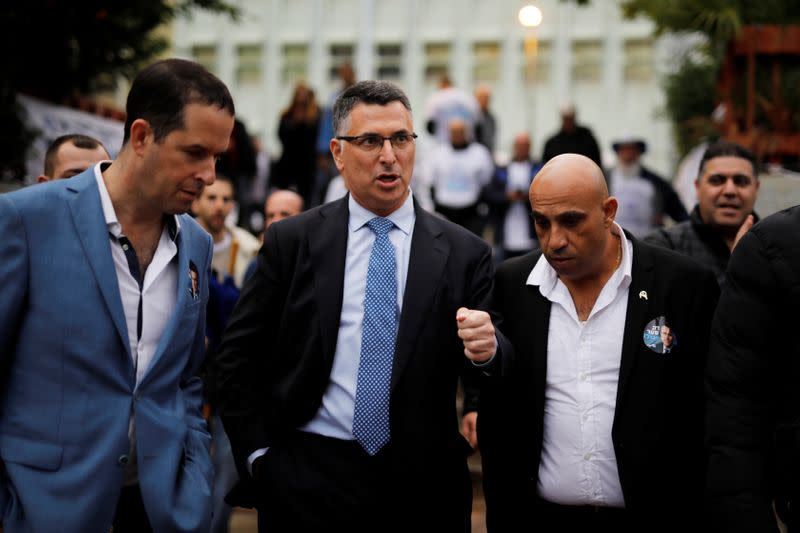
xmin=236 ymin=44 xmax=262 ymax=85
xmin=572 ymin=40 xmax=603 ymax=82
xmin=521 ymin=39 xmax=551 ymax=84
xmin=424 ymin=42 xmax=451 ymax=83
xmin=282 ymin=43 xmax=309 ymax=84
xmin=473 ymin=41 xmax=501 ymax=83
xmin=191 ymin=44 xmax=218 ymax=74
xmin=624 ymin=39 xmax=654 ymax=82
xmin=329 ymin=43 xmax=355 ymax=81
xmin=376 ymin=43 xmax=403 ymax=80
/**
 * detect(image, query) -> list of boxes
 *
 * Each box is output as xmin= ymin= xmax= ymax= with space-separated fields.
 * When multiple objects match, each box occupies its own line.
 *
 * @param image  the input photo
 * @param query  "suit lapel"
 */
xmin=517 ymin=256 xmax=551 ymax=410
xmin=67 ymin=171 xmax=130 ymax=358
xmin=390 ymin=206 xmax=449 ymax=390
xmin=142 ymin=222 xmax=192 ymax=382
xmin=615 ymin=235 xmax=655 ymax=410
xmin=309 ymin=198 xmax=349 ymax=367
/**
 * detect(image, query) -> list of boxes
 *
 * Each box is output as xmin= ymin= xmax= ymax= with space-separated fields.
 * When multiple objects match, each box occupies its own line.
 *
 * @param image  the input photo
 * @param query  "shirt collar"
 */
xmin=527 ymin=222 xmax=632 ymax=297
xmin=348 ymin=189 xmax=415 ymax=236
xmin=94 ymin=161 xmax=181 ymax=241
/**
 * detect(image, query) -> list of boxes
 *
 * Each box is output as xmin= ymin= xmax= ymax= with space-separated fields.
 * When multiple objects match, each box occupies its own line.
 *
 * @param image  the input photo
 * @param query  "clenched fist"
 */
xmin=456 ymin=307 xmax=497 ymax=363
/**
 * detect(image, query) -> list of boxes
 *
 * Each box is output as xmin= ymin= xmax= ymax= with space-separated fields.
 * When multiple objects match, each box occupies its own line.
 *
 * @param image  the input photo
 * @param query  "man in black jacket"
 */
xmin=480 ymin=153 xmax=719 ymax=532
xmin=541 ymin=103 xmax=602 ymax=168
xmin=645 ymin=141 xmax=759 ymax=285
xmin=215 ymin=80 xmax=502 ymax=533
xmin=705 ymin=205 xmax=800 ymax=532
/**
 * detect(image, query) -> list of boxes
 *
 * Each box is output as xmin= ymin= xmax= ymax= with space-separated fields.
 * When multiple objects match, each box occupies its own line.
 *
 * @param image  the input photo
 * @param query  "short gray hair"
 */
xmin=332 ymin=80 xmax=412 ymax=136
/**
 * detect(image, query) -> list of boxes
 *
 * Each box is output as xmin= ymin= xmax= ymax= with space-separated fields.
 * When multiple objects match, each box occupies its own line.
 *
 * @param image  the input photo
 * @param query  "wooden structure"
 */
xmin=717 ymin=25 xmax=800 ymax=163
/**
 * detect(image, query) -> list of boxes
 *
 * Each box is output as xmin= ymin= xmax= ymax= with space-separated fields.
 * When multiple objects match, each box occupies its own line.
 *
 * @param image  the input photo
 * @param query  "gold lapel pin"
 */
xmin=639 ymin=291 xmax=648 ymax=300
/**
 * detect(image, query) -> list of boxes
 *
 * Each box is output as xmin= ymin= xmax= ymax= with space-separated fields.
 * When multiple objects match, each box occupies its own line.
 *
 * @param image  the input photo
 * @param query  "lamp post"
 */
xmin=519 ymin=4 xmax=542 ymax=146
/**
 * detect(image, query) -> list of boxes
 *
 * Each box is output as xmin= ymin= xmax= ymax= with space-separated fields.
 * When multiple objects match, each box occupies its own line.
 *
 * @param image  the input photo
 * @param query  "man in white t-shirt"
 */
xmin=422 ymin=118 xmax=494 ymax=236
xmin=424 ymin=75 xmax=480 ymax=145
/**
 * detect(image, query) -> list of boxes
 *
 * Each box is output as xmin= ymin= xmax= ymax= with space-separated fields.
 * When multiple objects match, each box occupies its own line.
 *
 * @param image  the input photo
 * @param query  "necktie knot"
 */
xmin=366 ymin=217 xmax=393 ymax=236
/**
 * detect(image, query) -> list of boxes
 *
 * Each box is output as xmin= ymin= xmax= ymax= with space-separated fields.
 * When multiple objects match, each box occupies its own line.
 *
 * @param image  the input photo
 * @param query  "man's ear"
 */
xmin=603 ymin=196 xmax=618 ymax=226
xmin=36 ymin=174 xmax=50 ymax=184
xmin=330 ymin=138 xmax=344 ymax=172
xmin=129 ymin=119 xmax=153 ymax=156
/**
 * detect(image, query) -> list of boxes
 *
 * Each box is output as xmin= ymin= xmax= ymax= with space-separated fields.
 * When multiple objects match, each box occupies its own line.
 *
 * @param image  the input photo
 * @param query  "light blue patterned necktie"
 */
xmin=352 ymin=217 xmax=397 ymax=455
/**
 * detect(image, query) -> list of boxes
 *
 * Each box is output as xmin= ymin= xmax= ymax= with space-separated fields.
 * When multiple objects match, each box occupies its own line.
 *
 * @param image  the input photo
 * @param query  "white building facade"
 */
xmin=174 ymin=0 xmax=678 ymax=175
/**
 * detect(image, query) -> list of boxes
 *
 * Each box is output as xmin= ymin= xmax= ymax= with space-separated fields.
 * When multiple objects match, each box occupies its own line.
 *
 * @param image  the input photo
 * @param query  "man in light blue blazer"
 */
xmin=0 ymin=59 xmax=235 ymax=532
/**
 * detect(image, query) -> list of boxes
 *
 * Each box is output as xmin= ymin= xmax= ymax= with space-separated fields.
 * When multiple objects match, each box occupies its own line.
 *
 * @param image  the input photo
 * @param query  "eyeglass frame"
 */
xmin=335 ymin=132 xmax=418 ymax=151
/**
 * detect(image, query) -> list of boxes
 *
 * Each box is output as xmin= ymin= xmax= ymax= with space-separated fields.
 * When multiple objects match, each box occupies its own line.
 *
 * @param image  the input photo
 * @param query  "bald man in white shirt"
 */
xmin=479 ymin=154 xmax=719 ymax=533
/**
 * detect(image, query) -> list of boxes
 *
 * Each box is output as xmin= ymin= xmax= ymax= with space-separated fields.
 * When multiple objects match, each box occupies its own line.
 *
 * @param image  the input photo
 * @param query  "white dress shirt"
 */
xmin=248 ymin=191 xmax=416 ymax=470
xmin=95 ymin=163 xmax=180 ymax=484
xmin=299 ymin=192 xmax=415 ymax=438
xmin=527 ymin=223 xmax=632 ymax=507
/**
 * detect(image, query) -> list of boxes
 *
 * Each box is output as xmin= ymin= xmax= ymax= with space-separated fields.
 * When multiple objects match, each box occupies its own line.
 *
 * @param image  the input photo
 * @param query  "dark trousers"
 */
xmin=112 ymin=484 xmax=152 ymax=533
xmin=255 ymin=431 xmax=470 ymax=533
xmin=255 ymin=431 xmax=392 ymax=533
xmin=533 ymin=498 xmax=633 ymax=532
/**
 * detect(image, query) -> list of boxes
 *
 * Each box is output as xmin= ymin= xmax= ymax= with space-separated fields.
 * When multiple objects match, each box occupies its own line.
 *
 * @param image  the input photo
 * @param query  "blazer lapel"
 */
xmin=518 ymin=258 xmax=552 ymax=412
xmin=67 ymin=171 xmax=130 ymax=357
xmin=390 ymin=206 xmax=449 ymax=390
xmin=142 ymin=222 xmax=192 ymax=381
xmin=615 ymin=235 xmax=655 ymax=410
xmin=309 ymin=198 xmax=349 ymax=367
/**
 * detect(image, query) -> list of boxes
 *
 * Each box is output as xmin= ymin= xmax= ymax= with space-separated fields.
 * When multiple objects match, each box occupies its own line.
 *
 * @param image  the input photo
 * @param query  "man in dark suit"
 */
xmin=479 ymin=154 xmax=719 ymax=532
xmin=215 ymin=80 xmax=500 ymax=533
xmin=705 ymin=205 xmax=800 ymax=532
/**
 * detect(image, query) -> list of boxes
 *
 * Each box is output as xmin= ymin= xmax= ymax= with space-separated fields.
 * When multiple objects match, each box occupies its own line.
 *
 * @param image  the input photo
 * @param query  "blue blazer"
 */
xmin=0 ymin=168 xmax=214 ymax=532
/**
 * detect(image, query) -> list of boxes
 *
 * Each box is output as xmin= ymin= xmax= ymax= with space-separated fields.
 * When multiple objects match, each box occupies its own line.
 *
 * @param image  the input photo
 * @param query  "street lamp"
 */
xmin=519 ymin=4 xmax=542 ymax=141
xmin=518 ymin=4 xmax=542 ymax=28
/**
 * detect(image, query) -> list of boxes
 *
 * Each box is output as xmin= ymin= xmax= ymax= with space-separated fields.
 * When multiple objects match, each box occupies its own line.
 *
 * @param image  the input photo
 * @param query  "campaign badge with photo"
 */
xmin=643 ymin=316 xmax=677 ymax=354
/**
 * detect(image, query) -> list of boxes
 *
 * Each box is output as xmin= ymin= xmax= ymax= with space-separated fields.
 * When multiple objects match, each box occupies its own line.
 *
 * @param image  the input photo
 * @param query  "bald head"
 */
xmin=448 ymin=118 xmax=468 ymax=145
xmin=38 ymin=134 xmax=109 ymax=183
xmin=265 ymin=189 xmax=304 ymax=228
xmin=530 ymin=154 xmax=619 ymax=285
xmin=512 ymin=132 xmax=531 ymax=161
xmin=532 ymin=153 xmax=608 ymax=205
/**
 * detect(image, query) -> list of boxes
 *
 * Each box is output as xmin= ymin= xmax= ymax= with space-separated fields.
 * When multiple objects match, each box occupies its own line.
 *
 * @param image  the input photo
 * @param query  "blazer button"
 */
xmin=118 ymin=454 xmax=129 ymax=467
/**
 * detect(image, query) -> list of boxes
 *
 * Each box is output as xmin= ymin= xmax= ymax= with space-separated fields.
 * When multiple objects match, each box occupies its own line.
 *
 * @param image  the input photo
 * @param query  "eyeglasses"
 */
xmin=335 ymin=132 xmax=418 ymax=151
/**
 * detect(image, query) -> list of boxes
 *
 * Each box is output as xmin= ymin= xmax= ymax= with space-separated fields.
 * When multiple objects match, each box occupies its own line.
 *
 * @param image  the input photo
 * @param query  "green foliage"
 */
xmin=618 ymin=0 xmax=800 ymax=157
xmin=622 ymin=0 xmax=800 ymax=56
xmin=663 ymin=54 xmax=720 ymax=156
xmin=0 ymin=0 xmax=238 ymax=180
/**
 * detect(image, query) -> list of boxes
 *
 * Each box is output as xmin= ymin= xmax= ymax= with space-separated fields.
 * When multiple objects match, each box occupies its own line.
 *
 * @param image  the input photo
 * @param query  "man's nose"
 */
xmin=721 ymin=177 xmax=738 ymax=195
xmin=378 ymin=139 xmax=397 ymax=164
xmin=549 ymin=226 xmax=568 ymax=250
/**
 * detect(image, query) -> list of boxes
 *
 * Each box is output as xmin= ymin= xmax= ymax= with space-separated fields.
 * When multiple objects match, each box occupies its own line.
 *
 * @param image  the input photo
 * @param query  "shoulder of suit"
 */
xmin=177 ymin=213 xmax=211 ymax=244
xmin=497 ymin=249 xmax=541 ymax=278
xmin=1 ymin=174 xmax=80 ymax=218
xmin=262 ymin=198 xmax=341 ymax=242
xmin=636 ymin=236 xmax=716 ymax=280
xmin=643 ymin=220 xmax=692 ymax=249
xmin=420 ymin=208 xmax=491 ymax=248
xmin=745 ymin=205 xmax=800 ymax=258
